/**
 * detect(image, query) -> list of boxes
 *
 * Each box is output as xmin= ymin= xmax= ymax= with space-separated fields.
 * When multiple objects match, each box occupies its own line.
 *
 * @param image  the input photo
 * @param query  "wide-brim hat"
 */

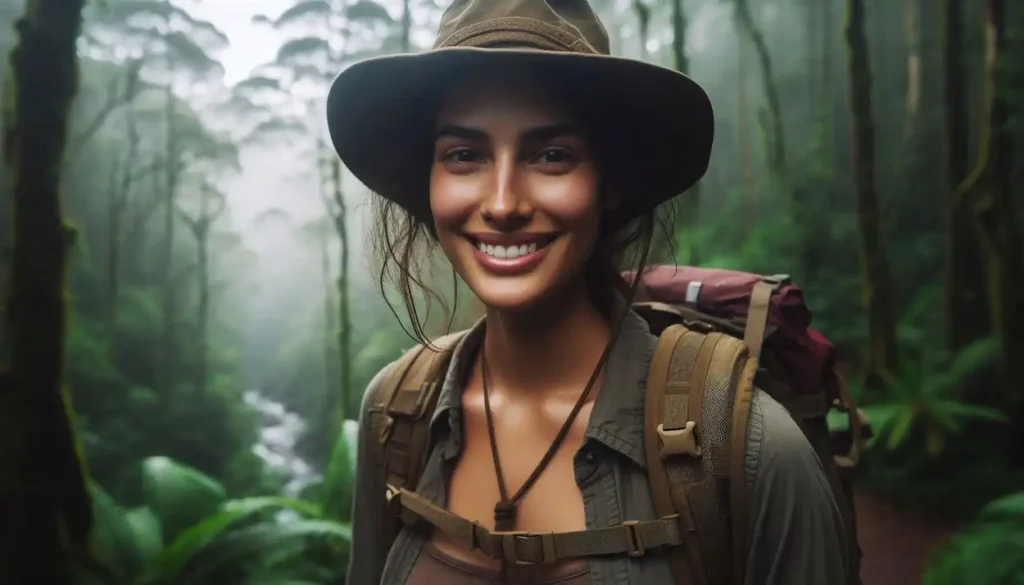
xmin=326 ymin=0 xmax=714 ymax=226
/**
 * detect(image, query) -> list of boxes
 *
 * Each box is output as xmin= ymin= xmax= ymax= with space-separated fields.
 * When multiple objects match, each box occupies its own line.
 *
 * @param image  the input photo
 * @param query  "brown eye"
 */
xmin=534 ymin=147 xmax=576 ymax=169
xmin=442 ymin=147 xmax=482 ymax=164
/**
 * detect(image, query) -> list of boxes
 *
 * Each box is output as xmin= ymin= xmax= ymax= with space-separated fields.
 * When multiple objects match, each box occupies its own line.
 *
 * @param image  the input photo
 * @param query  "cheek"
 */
xmin=429 ymin=170 xmax=478 ymax=230
xmin=530 ymin=175 xmax=603 ymax=235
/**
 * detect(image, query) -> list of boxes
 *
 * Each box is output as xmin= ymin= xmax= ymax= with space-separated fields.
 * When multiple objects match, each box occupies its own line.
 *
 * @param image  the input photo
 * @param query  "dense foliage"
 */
xmin=1 ymin=0 xmax=1023 ymax=583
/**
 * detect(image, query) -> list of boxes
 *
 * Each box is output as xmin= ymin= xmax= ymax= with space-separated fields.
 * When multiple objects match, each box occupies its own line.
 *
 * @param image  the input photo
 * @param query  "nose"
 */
xmin=480 ymin=151 xmax=532 ymax=229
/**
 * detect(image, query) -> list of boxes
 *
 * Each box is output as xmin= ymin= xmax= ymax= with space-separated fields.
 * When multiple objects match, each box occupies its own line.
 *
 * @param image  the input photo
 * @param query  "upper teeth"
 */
xmin=478 ymin=242 xmax=538 ymax=259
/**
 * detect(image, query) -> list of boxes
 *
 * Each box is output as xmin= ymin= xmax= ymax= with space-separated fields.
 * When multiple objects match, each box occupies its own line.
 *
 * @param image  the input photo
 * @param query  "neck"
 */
xmin=481 ymin=283 xmax=615 ymax=396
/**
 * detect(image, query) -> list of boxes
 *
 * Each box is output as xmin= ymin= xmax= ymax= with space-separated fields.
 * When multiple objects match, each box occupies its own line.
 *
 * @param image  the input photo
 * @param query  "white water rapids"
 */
xmin=243 ymin=390 xmax=320 ymax=497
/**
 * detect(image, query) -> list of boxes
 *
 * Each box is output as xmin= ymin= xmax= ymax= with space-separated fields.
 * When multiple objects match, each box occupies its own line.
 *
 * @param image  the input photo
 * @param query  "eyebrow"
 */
xmin=435 ymin=123 xmax=581 ymax=143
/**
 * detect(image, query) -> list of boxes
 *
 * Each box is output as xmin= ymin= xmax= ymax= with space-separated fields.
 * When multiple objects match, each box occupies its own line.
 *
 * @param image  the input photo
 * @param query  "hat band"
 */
xmin=436 ymin=16 xmax=599 ymax=54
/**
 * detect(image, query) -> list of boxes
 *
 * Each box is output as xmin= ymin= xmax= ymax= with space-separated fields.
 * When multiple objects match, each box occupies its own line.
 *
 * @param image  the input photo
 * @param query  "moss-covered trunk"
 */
xmin=844 ymin=0 xmax=901 ymax=386
xmin=943 ymin=0 xmax=991 ymax=355
xmin=975 ymin=0 xmax=1024 ymax=402
xmin=0 ymin=0 xmax=93 ymax=583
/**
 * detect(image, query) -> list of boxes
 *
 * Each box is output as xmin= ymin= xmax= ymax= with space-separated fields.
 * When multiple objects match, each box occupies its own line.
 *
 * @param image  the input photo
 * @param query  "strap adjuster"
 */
xmin=622 ymin=520 xmax=645 ymax=557
xmin=494 ymin=530 xmax=557 ymax=564
xmin=657 ymin=421 xmax=702 ymax=458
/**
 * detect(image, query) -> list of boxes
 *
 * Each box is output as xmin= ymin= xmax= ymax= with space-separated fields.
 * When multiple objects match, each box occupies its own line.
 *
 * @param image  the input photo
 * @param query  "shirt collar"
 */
xmin=428 ymin=298 xmax=655 ymax=469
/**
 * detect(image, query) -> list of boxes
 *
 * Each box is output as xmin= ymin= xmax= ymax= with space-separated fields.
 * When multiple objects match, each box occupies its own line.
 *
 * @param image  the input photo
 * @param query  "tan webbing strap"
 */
xmin=742 ymin=277 xmax=782 ymax=359
xmin=645 ymin=324 xmax=699 ymax=585
xmin=381 ymin=332 xmax=466 ymax=495
xmin=728 ymin=357 xmax=759 ymax=585
xmin=393 ymin=488 xmax=685 ymax=564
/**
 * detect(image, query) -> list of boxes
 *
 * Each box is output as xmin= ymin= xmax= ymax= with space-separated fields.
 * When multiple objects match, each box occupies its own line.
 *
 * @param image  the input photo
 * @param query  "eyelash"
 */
xmin=440 ymin=146 xmax=576 ymax=164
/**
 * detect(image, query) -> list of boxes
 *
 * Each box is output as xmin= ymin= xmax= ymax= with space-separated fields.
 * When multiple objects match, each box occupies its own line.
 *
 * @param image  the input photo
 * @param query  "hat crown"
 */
xmin=434 ymin=0 xmax=610 ymax=55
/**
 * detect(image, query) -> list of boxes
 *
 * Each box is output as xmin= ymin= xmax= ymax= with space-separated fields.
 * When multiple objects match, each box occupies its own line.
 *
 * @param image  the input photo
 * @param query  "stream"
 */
xmin=243 ymin=390 xmax=320 ymax=498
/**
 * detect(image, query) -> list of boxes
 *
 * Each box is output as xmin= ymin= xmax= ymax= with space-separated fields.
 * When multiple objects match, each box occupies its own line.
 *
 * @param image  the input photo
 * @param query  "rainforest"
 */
xmin=0 ymin=0 xmax=1021 ymax=584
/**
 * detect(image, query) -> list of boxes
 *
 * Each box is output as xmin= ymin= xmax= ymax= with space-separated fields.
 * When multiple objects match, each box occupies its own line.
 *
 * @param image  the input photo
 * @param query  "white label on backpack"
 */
xmin=685 ymin=281 xmax=702 ymax=304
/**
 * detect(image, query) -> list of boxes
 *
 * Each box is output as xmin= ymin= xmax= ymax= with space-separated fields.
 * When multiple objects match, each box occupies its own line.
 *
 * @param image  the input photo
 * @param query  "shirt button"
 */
xmin=585 ymin=451 xmax=596 ymax=462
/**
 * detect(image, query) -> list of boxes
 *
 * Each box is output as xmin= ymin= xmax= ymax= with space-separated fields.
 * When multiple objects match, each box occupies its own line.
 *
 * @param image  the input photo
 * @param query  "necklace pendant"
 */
xmin=493 ymin=501 xmax=517 ymax=532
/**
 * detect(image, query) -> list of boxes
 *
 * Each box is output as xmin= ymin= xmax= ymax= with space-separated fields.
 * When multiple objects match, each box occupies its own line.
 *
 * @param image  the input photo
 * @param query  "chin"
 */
xmin=469 ymin=279 xmax=553 ymax=313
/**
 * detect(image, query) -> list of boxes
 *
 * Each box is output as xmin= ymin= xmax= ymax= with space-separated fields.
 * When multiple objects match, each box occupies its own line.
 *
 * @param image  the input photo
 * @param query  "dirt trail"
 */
xmin=856 ymin=491 xmax=957 ymax=585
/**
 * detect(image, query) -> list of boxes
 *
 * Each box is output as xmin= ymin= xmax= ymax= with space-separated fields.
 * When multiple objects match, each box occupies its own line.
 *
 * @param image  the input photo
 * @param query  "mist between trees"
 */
xmin=0 ymin=0 xmax=1022 ymax=584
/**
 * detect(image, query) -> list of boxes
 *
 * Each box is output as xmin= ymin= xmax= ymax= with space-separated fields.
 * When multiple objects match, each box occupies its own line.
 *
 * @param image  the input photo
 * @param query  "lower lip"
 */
xmin=470 ymin=240 xmax=551 ymax=275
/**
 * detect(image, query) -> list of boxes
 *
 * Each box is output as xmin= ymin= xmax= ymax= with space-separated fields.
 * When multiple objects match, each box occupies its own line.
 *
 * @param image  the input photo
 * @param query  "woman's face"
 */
xmin=430 ymin=70 xmax=607 ymax=313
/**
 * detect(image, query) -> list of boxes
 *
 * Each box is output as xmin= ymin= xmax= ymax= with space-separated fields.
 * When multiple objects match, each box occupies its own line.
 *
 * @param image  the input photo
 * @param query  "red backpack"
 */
xmin=368 ymin=265 xmax=866 ymax=585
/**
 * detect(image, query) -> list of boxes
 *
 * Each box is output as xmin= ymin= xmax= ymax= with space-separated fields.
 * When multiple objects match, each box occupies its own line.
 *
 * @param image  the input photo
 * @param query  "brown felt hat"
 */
xmin=326 ymin=0 xmax=714 ymax=224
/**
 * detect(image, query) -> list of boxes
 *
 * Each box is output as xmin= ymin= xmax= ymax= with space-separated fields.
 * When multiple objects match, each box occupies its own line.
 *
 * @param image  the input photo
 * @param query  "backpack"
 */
xmin=365 ymin=265 xmax=866 ymax=585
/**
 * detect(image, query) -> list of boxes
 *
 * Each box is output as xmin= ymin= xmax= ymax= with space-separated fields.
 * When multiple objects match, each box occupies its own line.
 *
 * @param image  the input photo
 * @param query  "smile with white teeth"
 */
xmin=476 ymin=241 xmax=539 ymax=259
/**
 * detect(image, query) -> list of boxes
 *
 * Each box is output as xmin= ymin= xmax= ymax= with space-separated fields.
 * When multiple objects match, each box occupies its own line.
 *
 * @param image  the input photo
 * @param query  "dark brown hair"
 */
xmin=370 ymin=63 xmax=677 ymax=344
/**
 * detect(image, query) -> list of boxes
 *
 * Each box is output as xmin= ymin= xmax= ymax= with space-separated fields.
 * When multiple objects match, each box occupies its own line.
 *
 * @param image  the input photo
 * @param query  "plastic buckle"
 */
xmin=496 ymin=531 xmax=533 ymax=565
xmin=657 ymin=421 xmax=702 ymax=458
xmin=622 ymin=520 xmax=645 ymax=557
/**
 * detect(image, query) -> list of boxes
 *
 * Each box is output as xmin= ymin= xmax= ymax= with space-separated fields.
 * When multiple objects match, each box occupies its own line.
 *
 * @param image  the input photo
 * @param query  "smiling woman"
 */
xmin=325 ymin=0 xmax=850 ymax=584
xmin=429 ymin=68 xmax=608 ymax=314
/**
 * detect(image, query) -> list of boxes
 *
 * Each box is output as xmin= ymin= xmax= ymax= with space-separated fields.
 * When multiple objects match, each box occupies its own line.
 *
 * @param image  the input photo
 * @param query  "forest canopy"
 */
xmin=0 ymin=0 xmax=1022 ymax=584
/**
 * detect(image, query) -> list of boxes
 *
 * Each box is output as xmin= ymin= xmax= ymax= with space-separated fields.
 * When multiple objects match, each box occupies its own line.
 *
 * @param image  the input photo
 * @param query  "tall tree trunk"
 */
xmin=733 ymin=0 xmax=786 ymax=176
xmin=0 ymin=0 xmax=93 ymax=583
xmin=330 ymin=158 xmax=350 ymax=421
xmin=160 ymin=88 xmax=178 ymax=391
xmin=903 ymin=0 xmax=922 ymax=141
xmin=671 ymin=0 xmax=699 ymax=264
xmin=107 ymin=109 xmax=140 ymax=331
xmin=943 ymin=0 xmax=991 ymax=354
xmin=739 ymin=30 xmax=752 ymax=220
xmin=179 ymin=186 xmax=223 ymax=395
xmin=632 ymin=0 xmax=650 ymax=60
xmin=196 ymin=232 xmax=209 ymax=393
xmin=400 ymin=0 xmax=411 ymax=52
xmin=845 ymin=0 xmax=901 ymax=386
xmin=975 ymin=0 xmax=1023 ymax=400
xmin=320 ymin=227 xmax=335 ymax=405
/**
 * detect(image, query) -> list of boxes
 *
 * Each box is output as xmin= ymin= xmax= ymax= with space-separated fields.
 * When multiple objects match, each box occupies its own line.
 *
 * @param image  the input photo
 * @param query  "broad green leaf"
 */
xmin=944 ymin=336 xmax=1001 ymax=388
xmin=321 ymin=420 xmax=358 ymax=522
xmin=142 ymin=496 xmax=320 ymax=583
xmin=174 ymin=520 xmax=352 ymax=585
xmin=346 ymin=0 xmax=393 ymax=23
xmin=88 ymin=484 xmax=145 ymax=580
xmin=140 ymin=456 xmax=226 ymax=544
xmin=886 ymin=409 xmax=916 ymax=449
xmin=274 ymin=0 xmax=334 ymax=27
xmin=981 ymin=491 xmax=1024 ymax=520
xmin=124 ymin=507 xmax=163 ymax=565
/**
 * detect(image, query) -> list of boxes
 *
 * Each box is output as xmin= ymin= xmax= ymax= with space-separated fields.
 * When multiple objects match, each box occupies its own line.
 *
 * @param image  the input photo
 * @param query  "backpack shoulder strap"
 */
xmin=645 ymin=323 xmax=755 ymax=585
xmin=371 ymin=331 xmax=467 ymax=500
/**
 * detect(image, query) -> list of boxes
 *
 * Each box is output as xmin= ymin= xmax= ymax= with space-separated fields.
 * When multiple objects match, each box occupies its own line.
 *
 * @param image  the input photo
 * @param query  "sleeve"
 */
xmin=742 ymin=392 xmax=850 ymax=585
xmin=346 ymin=364 xmax=397 ymax=585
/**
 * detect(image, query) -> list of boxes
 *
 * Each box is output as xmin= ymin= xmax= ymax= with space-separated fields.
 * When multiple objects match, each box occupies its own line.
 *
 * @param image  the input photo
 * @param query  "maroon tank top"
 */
xmin=406 ymin=542 xmax=591 ymax=585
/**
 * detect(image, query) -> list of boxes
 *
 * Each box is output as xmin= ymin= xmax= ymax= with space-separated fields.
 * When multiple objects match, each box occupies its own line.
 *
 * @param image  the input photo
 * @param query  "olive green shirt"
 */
xmin=348 ymin=309 xmax=849 ymax=585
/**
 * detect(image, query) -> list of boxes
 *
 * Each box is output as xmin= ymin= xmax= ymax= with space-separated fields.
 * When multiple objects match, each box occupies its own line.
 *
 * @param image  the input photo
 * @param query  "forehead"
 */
xmin=434 ymin=67 xmax=575 ymax=129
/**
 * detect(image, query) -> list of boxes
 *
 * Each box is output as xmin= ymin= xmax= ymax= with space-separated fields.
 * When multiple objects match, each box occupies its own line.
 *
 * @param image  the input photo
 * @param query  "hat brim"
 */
xmin=326 ymin=47 xmax=714 ymax=223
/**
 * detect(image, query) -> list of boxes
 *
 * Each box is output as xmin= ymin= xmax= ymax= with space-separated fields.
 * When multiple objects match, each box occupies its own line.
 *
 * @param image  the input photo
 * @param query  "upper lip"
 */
xmin=465 ymin=232 xmax=559 ymax=246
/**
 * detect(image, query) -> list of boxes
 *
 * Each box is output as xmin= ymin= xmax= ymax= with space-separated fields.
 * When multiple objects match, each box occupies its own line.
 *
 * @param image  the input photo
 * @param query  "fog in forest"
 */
xmin=1 ymin=0 xmax=1022 ymax=583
